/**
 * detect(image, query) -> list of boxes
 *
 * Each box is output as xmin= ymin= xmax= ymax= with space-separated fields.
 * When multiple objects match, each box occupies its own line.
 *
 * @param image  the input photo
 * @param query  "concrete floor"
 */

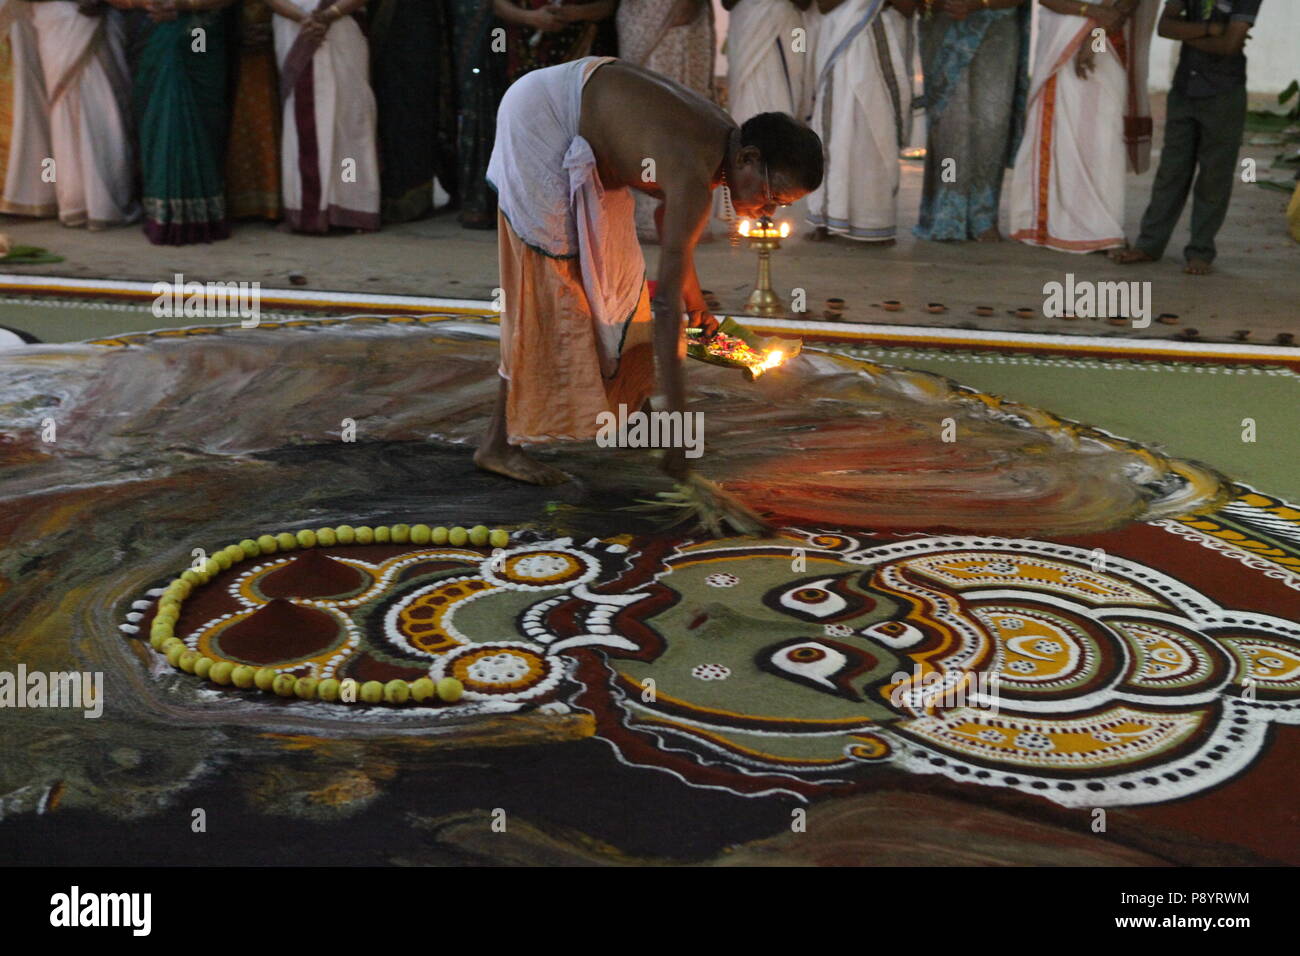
xmin=1 ymin=95 xmax=1296 ymax=344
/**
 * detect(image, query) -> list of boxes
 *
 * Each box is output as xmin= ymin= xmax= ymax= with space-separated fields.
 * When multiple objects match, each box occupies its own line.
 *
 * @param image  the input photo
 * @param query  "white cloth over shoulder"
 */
xmin=488 ymin=56 xmax=645 ymax=378
xmin=272 ymin=0 xmax=380 ymax=230
xmin=28 ymin=2 xmax=138 ymax=228
xmin=727 ymin=0 xmax=807 ymax=124
xmin=0 ymin=6 xmax=57 ymax=218
xmin=1009 ymin=0 xmax=1157 ymax=253
xmin=805 ymin=0 xmax=912 ymax=241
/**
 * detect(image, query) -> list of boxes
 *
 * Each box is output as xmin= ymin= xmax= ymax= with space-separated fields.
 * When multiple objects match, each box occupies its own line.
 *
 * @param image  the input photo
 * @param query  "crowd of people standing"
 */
xmin=0 ymin=0 xmax=1266 ymax=272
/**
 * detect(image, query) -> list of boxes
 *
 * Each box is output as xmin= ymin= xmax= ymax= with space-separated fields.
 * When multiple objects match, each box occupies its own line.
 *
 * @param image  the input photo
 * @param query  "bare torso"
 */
xmin=579 ymin=60 xmax=734 ymax=203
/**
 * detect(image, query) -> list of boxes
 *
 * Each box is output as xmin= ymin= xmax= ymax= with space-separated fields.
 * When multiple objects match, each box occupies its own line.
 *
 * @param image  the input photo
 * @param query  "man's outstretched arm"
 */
xmin=653 ymin=183 xmax=713 ymax=479
xmin=652 ymin=200 xmax=713 ymax=327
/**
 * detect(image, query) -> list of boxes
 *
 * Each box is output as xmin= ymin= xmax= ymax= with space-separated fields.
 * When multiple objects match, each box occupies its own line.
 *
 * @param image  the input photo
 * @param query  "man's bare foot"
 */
xmin=474 ymin=445 xmax=570 ymax=486
xmin=1111 ymin=248 xmax=1155 ymax=265
xmin=807 ymin=226 xmax=833 ymax=242
xmin=1184 ymin=258 xmax=1213 ymax=275
xmin=975 ymin=227 xmax=1002 ymax=242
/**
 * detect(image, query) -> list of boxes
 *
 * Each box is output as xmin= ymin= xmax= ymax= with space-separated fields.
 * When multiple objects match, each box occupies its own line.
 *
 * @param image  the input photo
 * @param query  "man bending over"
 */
xmin=476 ymin=57 xmax=823 ymax=485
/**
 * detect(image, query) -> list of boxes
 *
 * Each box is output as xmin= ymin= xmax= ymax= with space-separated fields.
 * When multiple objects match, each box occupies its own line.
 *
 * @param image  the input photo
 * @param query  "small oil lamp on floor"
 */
xmin=738 ymin=216 xmax=791 ymax=317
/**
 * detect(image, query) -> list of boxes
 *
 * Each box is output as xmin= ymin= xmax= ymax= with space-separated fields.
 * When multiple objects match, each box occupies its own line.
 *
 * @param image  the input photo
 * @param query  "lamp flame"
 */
xmin=778 ymin=222 xmax=791 ymax=238
xmin=761 ymin=349 xmax=785 ymax=370
xmin=738 ymin=219 xmax=751 ymax=238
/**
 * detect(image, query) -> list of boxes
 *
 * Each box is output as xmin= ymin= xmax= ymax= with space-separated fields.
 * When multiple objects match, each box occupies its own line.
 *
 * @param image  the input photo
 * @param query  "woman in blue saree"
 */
xmin=913 ymin=0 xmax=1030 ymax=242
xmin=120 ymin=0 xmax=236 ymax=245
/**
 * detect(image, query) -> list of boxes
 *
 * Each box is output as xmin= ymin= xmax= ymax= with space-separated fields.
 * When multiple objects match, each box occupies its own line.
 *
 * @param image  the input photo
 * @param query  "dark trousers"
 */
xmin=1135 ymin=85 xmax=1247 ymax=264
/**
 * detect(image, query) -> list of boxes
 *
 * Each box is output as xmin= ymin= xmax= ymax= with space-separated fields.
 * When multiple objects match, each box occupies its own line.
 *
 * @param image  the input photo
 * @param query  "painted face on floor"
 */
xmin=614 ymin=543 xmax=915 ymax=728
xmin=130 ymin=523 xmax=1300 ymax=811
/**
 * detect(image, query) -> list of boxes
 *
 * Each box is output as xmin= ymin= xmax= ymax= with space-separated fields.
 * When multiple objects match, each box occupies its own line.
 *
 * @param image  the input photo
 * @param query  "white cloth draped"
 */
xmin=1 ymin=5 xmax=56 ymax=218
xmin=488 ymin=57 xmax=645 ymax=378
xmin=272 ymin=4 xmax=380 ymax=230
xmin=1009 ymin=0 xmax=1157 ymax=252
xmin=28 ymin=2 xmax=136 ymax=228
xmin=805 ymin=0 xmax=911 ymax=242
xmin=726 ymin=0 xmax=807 ymax=124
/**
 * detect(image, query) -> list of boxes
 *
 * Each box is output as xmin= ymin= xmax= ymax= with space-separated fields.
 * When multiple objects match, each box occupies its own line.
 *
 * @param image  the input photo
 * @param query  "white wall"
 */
xmin=1147 ymin=1 xmax=1299 ymax=95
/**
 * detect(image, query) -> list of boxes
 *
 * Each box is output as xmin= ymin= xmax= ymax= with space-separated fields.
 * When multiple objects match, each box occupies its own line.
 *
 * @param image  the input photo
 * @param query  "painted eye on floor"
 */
xmin=860 ymin=620 xmax=925 ymax=649
xmin=764 ymin=575 xmax=876 ymax=622
xmin=760 ymin=637 xmax=878 ymax=700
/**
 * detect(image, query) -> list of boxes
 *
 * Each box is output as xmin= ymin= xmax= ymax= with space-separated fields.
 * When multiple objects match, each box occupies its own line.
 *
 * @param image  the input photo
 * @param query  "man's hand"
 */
xmin=661 ymin=446 xmax=690 ymax=481
xmin=531 ymin=4 xmax=567 ymax=30
xmin=301 ymin=14 xmax=328 ymax=39
xmin=1075 ymin=42 xmax=1097 ymax=78
xmin=689 ymin=310 xmax=720 ymax=339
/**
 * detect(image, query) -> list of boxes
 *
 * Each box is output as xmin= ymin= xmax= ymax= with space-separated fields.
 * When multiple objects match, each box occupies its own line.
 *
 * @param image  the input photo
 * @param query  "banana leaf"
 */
xmin=0 ymin=245 xmax=64 ymax=264
xmin=685 ymin=316 xmax=801 ymax=381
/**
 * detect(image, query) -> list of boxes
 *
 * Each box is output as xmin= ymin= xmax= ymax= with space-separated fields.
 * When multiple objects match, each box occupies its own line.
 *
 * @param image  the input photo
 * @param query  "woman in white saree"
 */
xmin=725 ymin=0 xmax=810 ymax=124
xmin=0 ymin=3 xmax=55 ymax=218
xmin=805 ymin=0 xmax=915 ymax=243
xmin=1009 ymin=0 xmax=1158 ymax=253
xmin=269 ymin=0 xmax=380 ymax=233
xmin=16 ymin=0 xmax=136 ymax=229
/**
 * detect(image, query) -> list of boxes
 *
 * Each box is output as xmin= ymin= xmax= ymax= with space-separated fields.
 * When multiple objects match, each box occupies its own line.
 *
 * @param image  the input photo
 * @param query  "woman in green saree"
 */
xmin=913 ymin=0 xmax=1030 ymax=242
xmin=117 ymin=0 xmax=237 ymax=245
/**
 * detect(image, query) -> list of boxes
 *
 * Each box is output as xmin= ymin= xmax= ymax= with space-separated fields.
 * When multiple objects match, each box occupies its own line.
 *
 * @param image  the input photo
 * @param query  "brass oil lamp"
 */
xmin=738 ymin=216 xmax=790 ymax=317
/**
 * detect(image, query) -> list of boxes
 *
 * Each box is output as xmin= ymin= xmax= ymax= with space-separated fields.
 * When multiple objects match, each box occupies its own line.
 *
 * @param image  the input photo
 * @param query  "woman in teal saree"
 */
xmin=120 ymin=0 xmax=237 ymax=245
xmin=913 ymin=0 xmax=1030 ymax=242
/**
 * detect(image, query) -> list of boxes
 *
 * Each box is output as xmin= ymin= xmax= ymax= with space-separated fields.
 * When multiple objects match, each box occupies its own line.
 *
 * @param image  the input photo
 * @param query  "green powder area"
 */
xmin=0 ymin=297 xmax=312 ymax=344
xmin=839 ymin=345 xmax=1300 ymax=504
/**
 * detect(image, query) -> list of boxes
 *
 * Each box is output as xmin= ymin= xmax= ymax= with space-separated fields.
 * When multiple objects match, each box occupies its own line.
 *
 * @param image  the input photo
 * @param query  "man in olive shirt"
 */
xmin=1113 ymin=0 xmax=1261 ymax=274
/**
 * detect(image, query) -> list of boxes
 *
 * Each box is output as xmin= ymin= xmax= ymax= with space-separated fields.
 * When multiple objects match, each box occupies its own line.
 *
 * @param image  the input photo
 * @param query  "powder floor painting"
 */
xmin=2 ymin=314 xmax=1296 ymax=868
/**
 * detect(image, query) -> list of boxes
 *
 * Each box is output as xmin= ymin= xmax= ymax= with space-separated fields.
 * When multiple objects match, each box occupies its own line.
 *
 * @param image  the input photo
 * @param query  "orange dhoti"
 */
xmin=496 ymin=210 xmax=655 ymax=444
xmin=489 ymin=57 xmax=655 ymax=445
